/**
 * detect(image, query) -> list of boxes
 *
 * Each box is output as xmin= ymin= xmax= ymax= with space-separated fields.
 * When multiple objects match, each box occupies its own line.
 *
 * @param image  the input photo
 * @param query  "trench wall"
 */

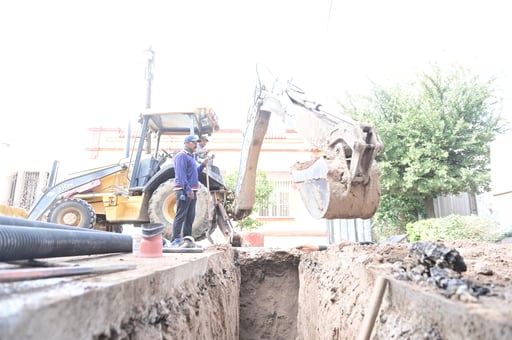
xmin=0 ymin=250 xmax=240 ymax=340
xmin=238 ymin=249 xmax=301 ymax=340
xmin=296 ymin=247 xmax=512 ymax=340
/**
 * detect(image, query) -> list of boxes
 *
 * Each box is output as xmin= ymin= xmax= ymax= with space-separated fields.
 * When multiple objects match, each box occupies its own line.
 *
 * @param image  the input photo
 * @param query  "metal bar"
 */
xmin=206 ymin=162 xmax=212 ymax=221
xmin=163 ymin=248 xmax=203 ymax=254
xmin=358 ymin=276 xmax=388 ymax=340
xmin=6 ymin=259 xmax=78 ymax=268
xmin=130 ymin=115 xmax=149 ymax=186
xmin=0 ymin=264 xmax=136 ymax=282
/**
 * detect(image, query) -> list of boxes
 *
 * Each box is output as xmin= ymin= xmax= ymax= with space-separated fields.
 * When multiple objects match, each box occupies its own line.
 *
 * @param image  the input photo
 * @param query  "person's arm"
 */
xmin=197 ymin=157 xmax=208 ymax=173
xmin=195 ymin=144 xmax=208 ymax=156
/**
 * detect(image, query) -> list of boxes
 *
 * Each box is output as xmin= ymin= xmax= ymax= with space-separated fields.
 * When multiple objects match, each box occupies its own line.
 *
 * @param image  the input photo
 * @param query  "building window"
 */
xmin=258 ymin=180 xmax=291 ymax=217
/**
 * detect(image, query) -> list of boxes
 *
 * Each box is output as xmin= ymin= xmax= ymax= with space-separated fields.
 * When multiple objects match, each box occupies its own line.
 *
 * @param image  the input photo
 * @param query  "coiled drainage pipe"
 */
xmin=0 ymin=216 xmax=101 ymax=233
xmin=0 ymin=225 xmax=132 ymax=261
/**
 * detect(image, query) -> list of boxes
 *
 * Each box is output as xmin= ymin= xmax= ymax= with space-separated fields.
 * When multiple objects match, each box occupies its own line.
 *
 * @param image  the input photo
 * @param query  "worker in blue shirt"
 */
xmin=171 ymin=135 xmax=207 ymax=246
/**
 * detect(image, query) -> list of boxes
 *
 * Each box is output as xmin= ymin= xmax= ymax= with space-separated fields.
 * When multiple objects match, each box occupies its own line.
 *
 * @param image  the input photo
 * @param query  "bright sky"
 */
xmin=1 ymin=0 xmax=511 ymax=165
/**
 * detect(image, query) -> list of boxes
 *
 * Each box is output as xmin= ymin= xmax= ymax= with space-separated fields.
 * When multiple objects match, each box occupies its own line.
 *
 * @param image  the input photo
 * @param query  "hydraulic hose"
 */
xmin=0 ymin=225 xmax=132 ymax=261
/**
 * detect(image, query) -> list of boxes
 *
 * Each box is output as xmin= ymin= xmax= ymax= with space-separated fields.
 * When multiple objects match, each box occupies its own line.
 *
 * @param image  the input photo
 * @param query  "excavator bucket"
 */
xmin=291 ymin=157 xmax=381 ymax=219
xmin=233 ymin=73 xmax=383 ymax=224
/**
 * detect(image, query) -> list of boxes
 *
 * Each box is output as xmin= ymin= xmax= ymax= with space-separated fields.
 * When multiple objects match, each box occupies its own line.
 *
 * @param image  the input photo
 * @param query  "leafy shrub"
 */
xmin=406 ymin=214 xmax=502 ymax=242
xmin=223 ymin=169 xmax=273 ymax=231
xmin=371 ymin=220 xmax=407 ymax=243
xmin=371 ymin=194 xmax=424 ymax=242
xmin=236 ymin=216 xmax=263 ymax=231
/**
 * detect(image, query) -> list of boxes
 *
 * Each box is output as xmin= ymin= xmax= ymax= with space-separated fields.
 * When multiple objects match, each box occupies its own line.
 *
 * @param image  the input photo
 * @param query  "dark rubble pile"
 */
xmin=394 ymin=241 xmax=491 ymax=300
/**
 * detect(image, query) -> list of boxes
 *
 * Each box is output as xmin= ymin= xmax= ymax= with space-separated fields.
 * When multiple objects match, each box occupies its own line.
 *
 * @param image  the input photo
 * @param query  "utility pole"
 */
xmin=144 ymin=46 xmax=155 ymax=110
xmin=143 ymin=47 xmax=155 ymax=154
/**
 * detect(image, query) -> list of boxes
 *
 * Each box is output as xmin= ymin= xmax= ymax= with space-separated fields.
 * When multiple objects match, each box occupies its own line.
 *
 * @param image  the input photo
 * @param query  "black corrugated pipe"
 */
xmin=0 ymin=216 xmax=101 ymax=232
xmin=0 ymin=225 xmax=132 ymax=261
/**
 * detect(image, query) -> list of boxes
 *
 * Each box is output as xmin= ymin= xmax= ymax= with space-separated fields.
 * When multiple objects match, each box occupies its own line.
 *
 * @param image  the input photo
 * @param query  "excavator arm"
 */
xmin=234 ymin=79 xmax=383 ymax=221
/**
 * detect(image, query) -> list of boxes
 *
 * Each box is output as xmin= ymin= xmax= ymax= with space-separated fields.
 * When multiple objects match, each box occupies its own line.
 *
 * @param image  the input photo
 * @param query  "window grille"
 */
xmin=20 ymin=172 xmax=42 ymax=210
xmin=9 ymin=171 xmax=49 ymax=211
xmin=258 ymin=180 xmax=291 ymax=217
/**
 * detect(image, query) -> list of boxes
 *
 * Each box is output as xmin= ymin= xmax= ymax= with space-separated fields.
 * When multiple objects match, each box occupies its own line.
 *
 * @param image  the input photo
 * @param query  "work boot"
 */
xmin=162 ymin=238 xmax=172 ymax=248
xmin=169 ymin=238 xmax=182 ymax=248
xmin=180 ymin=236 xmax=196 ymax=248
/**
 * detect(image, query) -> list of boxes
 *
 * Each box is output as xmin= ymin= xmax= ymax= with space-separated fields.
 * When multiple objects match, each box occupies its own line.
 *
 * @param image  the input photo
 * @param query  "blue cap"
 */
xmin=184 ymin=135 xmax=198 ymax=143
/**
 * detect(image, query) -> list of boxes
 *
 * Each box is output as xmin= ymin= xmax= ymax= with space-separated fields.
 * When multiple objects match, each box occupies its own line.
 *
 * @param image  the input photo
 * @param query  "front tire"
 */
xmin=47 ymin=198 xmax=96 ymax=229
xmin=148 ymin=179 xmax=211 ymax=241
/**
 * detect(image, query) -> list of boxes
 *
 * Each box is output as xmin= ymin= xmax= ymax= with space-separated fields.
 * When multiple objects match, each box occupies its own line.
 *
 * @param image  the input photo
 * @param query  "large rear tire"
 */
xmin=148 ymin=179 xmax=211 ymax=241
xmin=47 ymin=198 xmax=96 ymax=229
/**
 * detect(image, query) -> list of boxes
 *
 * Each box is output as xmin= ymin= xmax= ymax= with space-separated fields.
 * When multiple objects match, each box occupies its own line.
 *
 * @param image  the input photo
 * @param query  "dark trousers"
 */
xmin=172 ymin=191 xmax=197 ymax=241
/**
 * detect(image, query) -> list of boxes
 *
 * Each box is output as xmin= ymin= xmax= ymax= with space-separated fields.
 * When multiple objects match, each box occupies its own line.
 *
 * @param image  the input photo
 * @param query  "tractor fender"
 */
xmin=142 ymin=164 xmax=175 ymax=195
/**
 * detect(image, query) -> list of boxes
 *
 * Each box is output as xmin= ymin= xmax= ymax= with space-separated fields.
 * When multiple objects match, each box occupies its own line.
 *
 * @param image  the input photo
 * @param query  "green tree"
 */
xmin=224 ymin=169 xmax=274 ymax=231
xmin=343 ymin=65 xmax=506 ymax=236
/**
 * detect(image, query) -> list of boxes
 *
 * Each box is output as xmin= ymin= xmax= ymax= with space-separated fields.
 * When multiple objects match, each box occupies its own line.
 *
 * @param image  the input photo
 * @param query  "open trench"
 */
xmin=240 ymin=245 xmax=512 ymax=340
xmin=1 ymin=243 xmax=511 ymax=340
